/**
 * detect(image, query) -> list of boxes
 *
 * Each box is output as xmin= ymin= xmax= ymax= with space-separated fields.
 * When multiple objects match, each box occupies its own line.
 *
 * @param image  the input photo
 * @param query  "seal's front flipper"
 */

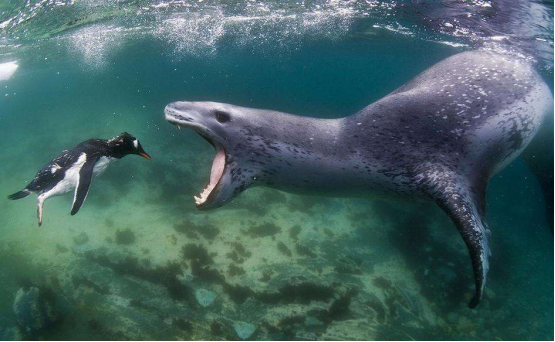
xmin=420 ymin=167 xmax=491 ymax=308
xmin=436 ymin=190 xmax=491 ymax=308
xmin=71 ymin=156 xmax=99 ymax=216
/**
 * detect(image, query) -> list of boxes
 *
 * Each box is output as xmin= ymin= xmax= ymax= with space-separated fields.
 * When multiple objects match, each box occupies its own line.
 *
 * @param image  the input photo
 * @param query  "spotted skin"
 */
xmin=165 ymin=51 xmax=553 ymax=308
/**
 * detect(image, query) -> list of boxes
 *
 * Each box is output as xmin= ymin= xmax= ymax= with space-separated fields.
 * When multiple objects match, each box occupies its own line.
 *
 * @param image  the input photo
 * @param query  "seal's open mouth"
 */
xmin=170 ymin=122 xmax=226 ymax=209
xmin=195 ymin=133 xmax=226 ymax=207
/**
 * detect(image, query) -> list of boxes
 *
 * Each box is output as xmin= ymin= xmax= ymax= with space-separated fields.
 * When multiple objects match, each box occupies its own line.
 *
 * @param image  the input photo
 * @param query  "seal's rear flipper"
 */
xmin=420 ymin=168 xmax=491 ymax=308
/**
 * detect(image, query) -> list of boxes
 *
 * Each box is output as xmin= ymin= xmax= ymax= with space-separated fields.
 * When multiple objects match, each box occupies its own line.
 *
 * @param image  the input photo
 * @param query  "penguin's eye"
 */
xmin=215 ymin=111 xmax=230 ymax=123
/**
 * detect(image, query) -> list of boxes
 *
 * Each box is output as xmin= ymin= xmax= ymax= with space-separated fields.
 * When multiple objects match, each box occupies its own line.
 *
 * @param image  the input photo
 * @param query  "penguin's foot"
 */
xmin=37 ymin=198 xmax=44 ymax=227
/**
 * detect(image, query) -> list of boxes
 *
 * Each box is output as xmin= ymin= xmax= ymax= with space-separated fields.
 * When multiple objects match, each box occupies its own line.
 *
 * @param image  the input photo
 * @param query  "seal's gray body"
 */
xmin=165 ymin=51 xmax=553 ymax=308
xmin=239 ymin=52 xmax=549 ymax=198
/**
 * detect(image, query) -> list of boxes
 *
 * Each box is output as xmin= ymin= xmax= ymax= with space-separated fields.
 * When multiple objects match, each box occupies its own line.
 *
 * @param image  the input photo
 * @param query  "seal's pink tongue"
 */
xmin=210 ymin=148 xmax=225 ymax=187
xmin=195 ymin=147 xmax=226 ymax=206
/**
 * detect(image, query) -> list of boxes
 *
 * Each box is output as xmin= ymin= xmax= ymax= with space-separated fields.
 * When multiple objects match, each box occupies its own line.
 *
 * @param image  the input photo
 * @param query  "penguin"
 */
xmin=7 ymin=132 xmax=151 ymax=226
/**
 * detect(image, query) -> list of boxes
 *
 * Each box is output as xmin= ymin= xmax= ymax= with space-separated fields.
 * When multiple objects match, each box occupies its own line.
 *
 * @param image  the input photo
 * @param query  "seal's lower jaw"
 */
xmin=167 ymin=118 xmax=227 ymax=210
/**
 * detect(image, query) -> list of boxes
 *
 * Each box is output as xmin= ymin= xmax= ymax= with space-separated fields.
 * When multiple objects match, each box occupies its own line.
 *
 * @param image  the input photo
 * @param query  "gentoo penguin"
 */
xmin=7 ymin=132 xmax=151 ymax=226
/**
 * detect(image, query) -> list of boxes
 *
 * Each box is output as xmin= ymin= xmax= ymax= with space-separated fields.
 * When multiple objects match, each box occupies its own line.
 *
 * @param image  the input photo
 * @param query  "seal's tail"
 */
xmin=8 ymin=189 xmax=30 ymax=200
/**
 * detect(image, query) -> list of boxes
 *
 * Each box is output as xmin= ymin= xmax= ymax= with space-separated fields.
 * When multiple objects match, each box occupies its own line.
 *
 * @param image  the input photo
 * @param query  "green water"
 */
xmin=0 ymin=1 xmax=553 ymax=340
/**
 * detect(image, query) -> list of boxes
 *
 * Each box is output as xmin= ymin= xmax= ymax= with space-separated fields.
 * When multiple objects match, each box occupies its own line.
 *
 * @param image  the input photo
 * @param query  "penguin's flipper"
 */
xmin=418 ymin=165 xmax=491 ymax=308
xmin=71 ymin=156 xmax=99 ymax=216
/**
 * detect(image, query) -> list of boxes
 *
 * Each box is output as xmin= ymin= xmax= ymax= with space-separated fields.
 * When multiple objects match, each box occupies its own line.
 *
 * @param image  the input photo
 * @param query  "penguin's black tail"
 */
xmin=8 ymin=189 xmax=30 ymax=200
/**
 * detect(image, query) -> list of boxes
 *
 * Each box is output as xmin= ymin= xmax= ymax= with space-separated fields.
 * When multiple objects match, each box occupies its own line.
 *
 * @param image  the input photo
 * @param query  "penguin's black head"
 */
xmin=109 ymin=132 xmax=151 ymax=159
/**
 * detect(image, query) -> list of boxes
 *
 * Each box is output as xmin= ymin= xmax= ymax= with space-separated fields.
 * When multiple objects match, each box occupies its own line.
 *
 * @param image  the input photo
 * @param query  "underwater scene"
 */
xmin=0 ymin=0 xmax=553 ymax=340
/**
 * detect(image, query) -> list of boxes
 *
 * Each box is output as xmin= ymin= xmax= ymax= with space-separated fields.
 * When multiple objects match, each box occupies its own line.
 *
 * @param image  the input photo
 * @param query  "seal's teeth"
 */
xmin=194 ymin=186 xmax=213 ymax=206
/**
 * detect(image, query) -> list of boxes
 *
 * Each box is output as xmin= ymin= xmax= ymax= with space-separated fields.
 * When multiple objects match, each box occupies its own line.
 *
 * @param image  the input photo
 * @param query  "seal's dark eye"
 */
xmin=215 ymin=111 xmax=230 ymax=123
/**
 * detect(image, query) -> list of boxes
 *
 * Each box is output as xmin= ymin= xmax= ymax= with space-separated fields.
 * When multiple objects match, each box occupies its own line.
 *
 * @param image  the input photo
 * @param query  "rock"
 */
xmin=13 ymin=287 xmax=59 ymax=337
xmin=73 ymin=232 xmax=89 ymax=245
xmin=233 ymin=321 xmax=256 ymax=340
xmin=194 ymin=289 xmax=217 ymax=307
xmin=115 ymin=229 xmax=136 ymax=245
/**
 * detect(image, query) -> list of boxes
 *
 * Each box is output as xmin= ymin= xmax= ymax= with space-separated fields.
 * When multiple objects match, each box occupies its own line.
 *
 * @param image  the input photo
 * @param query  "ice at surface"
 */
xmin=0 ymin=61 xmax=18 ymax=81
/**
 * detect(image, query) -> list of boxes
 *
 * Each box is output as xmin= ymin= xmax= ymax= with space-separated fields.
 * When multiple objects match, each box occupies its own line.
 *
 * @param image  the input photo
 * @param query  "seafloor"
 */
xmin=0 ymin=143 xmax=552 ymax=340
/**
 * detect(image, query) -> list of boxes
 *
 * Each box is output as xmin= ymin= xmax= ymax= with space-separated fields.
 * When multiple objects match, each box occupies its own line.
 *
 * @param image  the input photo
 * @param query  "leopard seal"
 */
xmin=164 ymin=50 xmax=553 ymax=308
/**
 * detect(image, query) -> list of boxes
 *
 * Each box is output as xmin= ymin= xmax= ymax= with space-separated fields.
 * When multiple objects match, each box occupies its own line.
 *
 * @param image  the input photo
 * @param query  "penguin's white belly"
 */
xmin=40 ymin=153 xmax=87 ymax=199
xmin=49 ymin=177 xmax=77 ymax=197
xmin=93 ymin=156 xmax=116 ymax=177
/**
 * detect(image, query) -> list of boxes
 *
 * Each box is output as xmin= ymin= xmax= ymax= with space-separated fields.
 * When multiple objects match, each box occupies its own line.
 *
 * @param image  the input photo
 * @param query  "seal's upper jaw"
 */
xmin=164 ymin=102 xmax=229 ymax=210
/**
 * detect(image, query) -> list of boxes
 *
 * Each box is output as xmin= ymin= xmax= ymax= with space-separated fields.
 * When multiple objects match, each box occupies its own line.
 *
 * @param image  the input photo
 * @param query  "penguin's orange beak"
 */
xmin=136 ymin=141 xmax=151 ymax=159
xmin=139 ymin=152 xmax=151 ymax=160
